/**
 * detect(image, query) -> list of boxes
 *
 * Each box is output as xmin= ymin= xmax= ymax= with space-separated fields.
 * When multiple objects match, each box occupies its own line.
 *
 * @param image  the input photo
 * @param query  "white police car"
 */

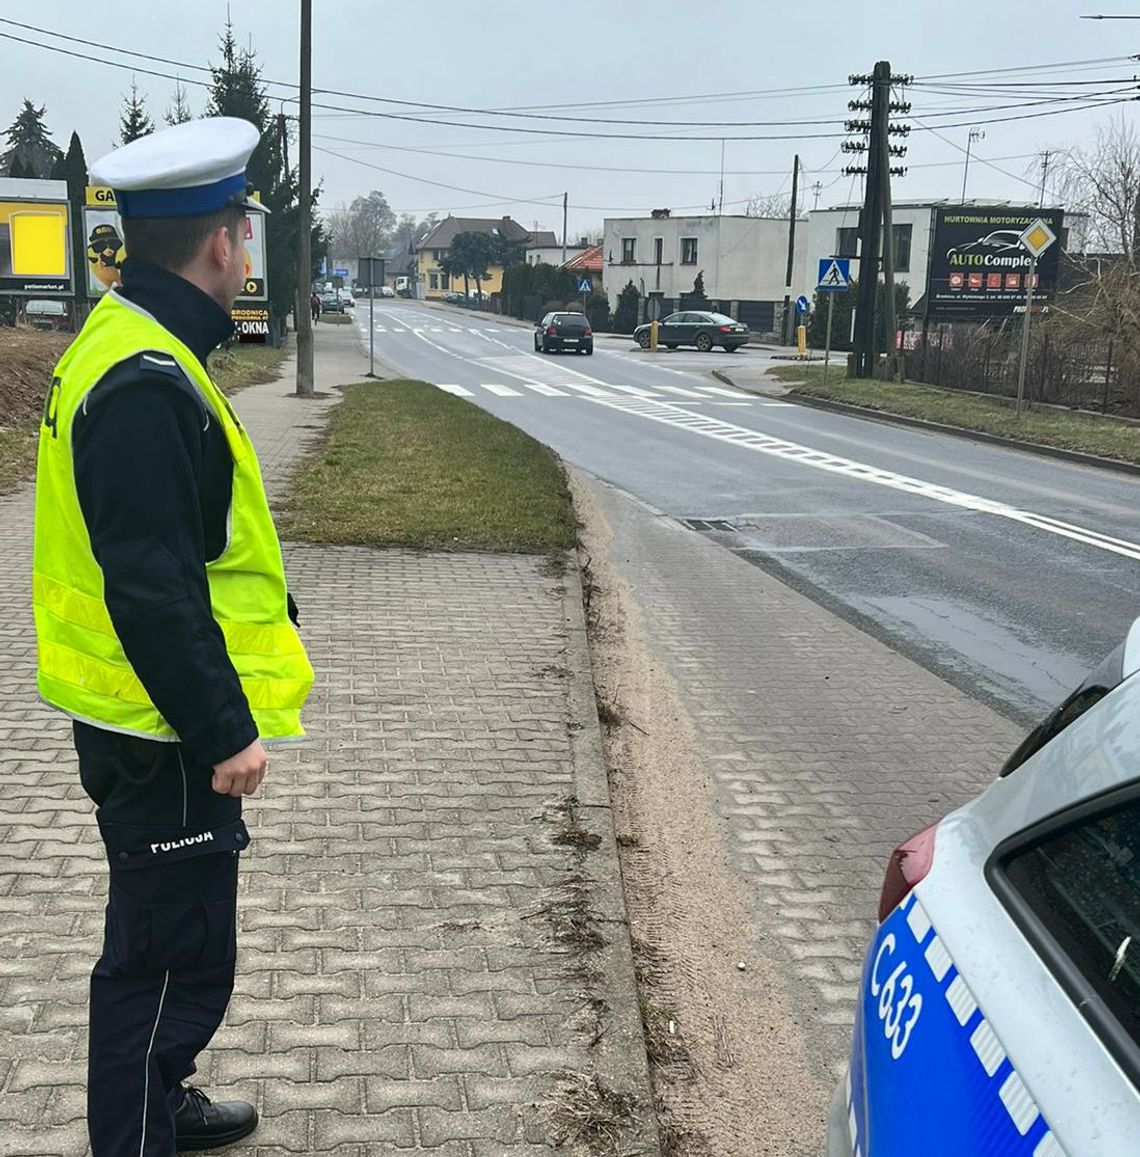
xmin=830 ymin=617 xmax=1140 ymax=1156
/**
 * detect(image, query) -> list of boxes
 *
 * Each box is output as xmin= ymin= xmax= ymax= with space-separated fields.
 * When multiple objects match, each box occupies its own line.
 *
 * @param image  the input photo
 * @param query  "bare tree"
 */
xmin=327 ymin=189 xmax=397 ymax=260
xmin=743 ymin=191 xmax=793 ymax=218
xmin=1053 ymin=115 xmax=1140 ymax=264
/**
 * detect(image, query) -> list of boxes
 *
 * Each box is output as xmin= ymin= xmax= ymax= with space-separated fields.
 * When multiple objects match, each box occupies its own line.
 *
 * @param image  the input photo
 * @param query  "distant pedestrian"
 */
xmin=310 ymin=292 xmax=321 ymax=323
xmin=33 ymin=117 xmax=314 ymax=1155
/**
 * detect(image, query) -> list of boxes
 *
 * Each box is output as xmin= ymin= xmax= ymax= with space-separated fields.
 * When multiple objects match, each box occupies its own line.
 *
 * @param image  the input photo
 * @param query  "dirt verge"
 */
xmin=572 ymin=473 xmax=827 ymax=1157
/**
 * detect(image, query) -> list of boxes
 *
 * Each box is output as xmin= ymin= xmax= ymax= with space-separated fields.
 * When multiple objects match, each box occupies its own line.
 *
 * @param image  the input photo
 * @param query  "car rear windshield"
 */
xmin=707 ymin=313 xmax=738 ymax=325
xmin=1001 ymin=796 xmax=1140 ymax=1061
xmin=555 ymin=315 xmax=588 ymax=331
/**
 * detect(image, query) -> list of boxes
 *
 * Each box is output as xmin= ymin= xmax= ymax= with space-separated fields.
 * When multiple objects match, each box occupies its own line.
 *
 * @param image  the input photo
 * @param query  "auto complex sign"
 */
xmin=0 ymin=179 xmax=72 ymax=295
xmin=83 ymin=186 xmax=268 ymax=301
xmin=926 ymin=207 xmax=1064 ymax=319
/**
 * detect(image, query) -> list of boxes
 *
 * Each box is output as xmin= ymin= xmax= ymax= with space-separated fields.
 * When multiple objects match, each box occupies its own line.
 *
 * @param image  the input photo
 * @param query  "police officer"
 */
xmin=32 ymin=118 xmax=314 ymax=1155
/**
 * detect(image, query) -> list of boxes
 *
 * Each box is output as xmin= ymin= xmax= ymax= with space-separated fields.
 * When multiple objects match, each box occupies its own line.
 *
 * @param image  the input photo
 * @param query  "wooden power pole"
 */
xmin=295 ymin=0 xmax=314 ymax=397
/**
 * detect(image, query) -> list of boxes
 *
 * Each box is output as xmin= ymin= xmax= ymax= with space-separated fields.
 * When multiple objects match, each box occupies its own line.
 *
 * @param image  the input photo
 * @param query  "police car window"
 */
xmin=1004 ymin=798 xmax=1140 ymax=1052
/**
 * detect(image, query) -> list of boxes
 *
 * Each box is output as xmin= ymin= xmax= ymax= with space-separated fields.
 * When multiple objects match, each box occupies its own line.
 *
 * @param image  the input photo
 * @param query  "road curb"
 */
xmin=560 ymin=550 xmax=663 ymax=1156
xmin=713 ymin=370 xmax=1140 ymax=478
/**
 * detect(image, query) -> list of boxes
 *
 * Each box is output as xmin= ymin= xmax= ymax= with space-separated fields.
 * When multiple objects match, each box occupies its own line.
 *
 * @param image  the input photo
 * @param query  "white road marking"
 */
xmin=761 ymin=401 xmax=796 ymax=407
xmin=586 ymin=395 xmax=1140 ymax=563
xmin=435 ymin=383 xmax=473 ymax=396
xmin=659 ymin=384 xmax=711 ymax=399
xmin=520 ymin=382 xmax=568 ymax=396
xmin=480 ymin=382 xmax=523 ymax=396
xmin=605 ymin=384 xmax=664 ymax=399
xmin=560 ymin=382 xmax=617 ymax=398
xmin=391 ymin=328 xmax=406 ymax=334
xmin=700 ymin=384 xmax=754 ymax=399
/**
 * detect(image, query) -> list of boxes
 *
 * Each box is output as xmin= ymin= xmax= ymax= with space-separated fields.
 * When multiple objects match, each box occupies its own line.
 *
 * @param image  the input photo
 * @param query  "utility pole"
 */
xmin=812 ymin=180 xmax=823 ymax=211
xmin=718 ymin=139 xmax=726 ymax=216
xmin=881 ymin=102 xmax=898 ymax=380
xmin=278 ymin=112 xmax=290 ymax=184
xmin=782 ymin=154 xmax=800 ymax=344
xmin=961 ymin=126 xmax=984 ymax=202
xmin=295 ymin=0 xmax=314 ymax=397
xmin=847 ymin=62 xmax=910 ymax=378
xmin=561 ymin=193 xmax=568 ymax=266
xmin=1039 ymin=150 xmax=1053 ymax=208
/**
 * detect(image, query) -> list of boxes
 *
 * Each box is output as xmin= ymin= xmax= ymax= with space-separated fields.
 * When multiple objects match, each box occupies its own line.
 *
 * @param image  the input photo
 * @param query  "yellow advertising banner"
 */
xmin=0 ymin=199 xmax=71 ymax=295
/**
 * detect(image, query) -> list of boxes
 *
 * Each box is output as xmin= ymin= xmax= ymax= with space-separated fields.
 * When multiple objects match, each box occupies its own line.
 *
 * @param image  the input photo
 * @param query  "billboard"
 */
xmin=230 ymin=305 xmax=270 ymax=343
xmin=926 ymin=207 xmax=1064 ymax=319
xmin=82 ymin=186 xmax=267 ymax=301
xmin=0 ymin=194 xmax=71 ymax=295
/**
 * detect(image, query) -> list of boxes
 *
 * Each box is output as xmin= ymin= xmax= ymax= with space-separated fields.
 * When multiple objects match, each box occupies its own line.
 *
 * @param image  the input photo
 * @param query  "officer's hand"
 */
xmin=212 ymin=740 xmax=268 ymax=797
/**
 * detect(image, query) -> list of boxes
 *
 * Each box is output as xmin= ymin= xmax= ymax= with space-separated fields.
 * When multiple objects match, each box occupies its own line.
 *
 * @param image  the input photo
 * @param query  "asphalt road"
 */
xmin=348 ymin=299 xmax=1140 ymax=723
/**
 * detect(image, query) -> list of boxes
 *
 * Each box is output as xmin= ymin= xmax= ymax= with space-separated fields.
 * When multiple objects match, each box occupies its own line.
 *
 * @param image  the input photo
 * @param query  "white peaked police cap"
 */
xmin=89 ymin=117 xmax=267 ymax=220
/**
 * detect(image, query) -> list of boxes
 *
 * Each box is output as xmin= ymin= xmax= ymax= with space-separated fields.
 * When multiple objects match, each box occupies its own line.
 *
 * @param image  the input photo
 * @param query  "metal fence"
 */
xmin=901 ymin=322 xmax=1140 ymax=419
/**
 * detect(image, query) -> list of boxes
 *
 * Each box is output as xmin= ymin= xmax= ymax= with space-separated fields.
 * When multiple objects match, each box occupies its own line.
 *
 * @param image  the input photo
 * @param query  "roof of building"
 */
xmin=525 ymin=231 xmax=560 ymax=248
xmin=417 ymin=215 xmax=531 ymax=250
xmin=563 ymin=244 xmax=603 ymax=273
xmin=386 ymin=251 xmax=417 ymax=275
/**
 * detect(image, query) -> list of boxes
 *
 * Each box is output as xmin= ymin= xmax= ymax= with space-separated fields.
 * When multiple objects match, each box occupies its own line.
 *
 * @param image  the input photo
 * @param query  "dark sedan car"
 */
xmin=634 ymin=311 xmax=749 ymax=352
xmin=534 ymin=312 xmax=593 ymax=355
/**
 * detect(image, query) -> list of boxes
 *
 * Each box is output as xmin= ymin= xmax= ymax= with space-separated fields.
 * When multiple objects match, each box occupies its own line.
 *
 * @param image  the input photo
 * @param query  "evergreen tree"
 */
xmin=55 ymin=132 xmax=91 ymax=307
xmin=206 ymin=19 xmax=298 ymax=321
xmin=0 ymin=99 xmax=63 ymax=177
xmin=8 ymin=156 xmax=27 ymax=179
xmin=165 ymin=81 xmax=194 ymax=126
xmin=691 ymin=270 xmax=709 ymax=302
xmin=613 ymin=281 xmax=641 ymax=334
xmin=120 ymin=81 xmax=155 ymax=145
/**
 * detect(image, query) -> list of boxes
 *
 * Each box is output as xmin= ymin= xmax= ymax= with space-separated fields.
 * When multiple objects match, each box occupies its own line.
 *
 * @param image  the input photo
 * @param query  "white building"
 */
xmin=602 ymin=210 xmax=800 ymax=334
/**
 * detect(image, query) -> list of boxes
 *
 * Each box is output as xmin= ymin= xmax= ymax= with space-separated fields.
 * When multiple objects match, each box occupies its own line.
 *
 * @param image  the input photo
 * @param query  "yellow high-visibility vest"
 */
xmin=32 ymin=291 xmax=313 ymax=743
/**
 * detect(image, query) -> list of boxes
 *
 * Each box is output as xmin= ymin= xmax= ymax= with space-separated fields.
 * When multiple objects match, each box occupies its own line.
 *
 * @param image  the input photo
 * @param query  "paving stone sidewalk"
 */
xmin=0 ymin=325 xmax=656 ymax=1156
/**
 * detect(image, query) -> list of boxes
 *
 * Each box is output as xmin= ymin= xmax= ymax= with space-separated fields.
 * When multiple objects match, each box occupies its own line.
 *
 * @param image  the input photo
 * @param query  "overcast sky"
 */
xmin=1 ymin=1 xmax=1137 ymax=238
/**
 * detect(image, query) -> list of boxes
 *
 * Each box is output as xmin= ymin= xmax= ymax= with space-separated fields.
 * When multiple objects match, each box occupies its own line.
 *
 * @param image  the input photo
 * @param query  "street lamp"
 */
xmin=961 ymin=127 xmax=985 ymax=202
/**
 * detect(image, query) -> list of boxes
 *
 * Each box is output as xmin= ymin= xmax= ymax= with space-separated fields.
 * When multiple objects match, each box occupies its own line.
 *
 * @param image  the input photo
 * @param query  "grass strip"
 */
xmin=211 ymin=342 xmax=289 ymax=394
xmin=278 ymin=380 xmax=577 ymax=553
xmin=771 ymin=365 xmax=1140 ymax=467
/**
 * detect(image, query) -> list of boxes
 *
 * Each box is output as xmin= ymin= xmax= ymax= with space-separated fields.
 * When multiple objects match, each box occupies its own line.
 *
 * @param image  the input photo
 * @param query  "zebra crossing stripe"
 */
xmin=605 ymin=384 xmax=663 ymax=399
xmin=434 ymin=383 xmax=473 ymax=397
xmin=559 ymin=382 xmax=616 ymax=398
xmin=480 ymin=383 xmax=523 ymax=396
xmin=700 ymin=384 xmax=754 ymax=399
xmin=658 ymin=384 xmax=709 ymax=399
xmin=520 ymin=382 xmax=568 ymax=396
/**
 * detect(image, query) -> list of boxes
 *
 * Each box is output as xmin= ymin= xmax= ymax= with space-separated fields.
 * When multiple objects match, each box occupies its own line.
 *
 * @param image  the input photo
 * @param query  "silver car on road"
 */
xmin=830 ymin=617 xmax=1140 ymax=1156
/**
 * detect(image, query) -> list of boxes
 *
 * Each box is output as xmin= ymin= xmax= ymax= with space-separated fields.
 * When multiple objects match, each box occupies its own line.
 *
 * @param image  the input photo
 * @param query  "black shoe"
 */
xmin=174 ymin=1086 xmax=258 ymax=1152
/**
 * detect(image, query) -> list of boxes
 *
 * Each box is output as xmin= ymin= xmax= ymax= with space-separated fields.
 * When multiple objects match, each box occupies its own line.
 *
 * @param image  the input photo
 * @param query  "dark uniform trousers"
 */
xmin=75 ymin=723 xmax=250 ymax=1157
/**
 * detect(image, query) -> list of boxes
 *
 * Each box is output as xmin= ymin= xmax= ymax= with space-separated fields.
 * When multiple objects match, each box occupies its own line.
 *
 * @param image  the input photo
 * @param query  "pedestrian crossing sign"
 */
xmin=817 ymin=258 xmax=851 ymax=291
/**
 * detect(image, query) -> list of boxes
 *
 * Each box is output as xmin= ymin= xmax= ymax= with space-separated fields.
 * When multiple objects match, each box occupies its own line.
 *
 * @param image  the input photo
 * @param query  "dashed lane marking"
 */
xmin=585 ymin=394 xmax=1140 ymax=563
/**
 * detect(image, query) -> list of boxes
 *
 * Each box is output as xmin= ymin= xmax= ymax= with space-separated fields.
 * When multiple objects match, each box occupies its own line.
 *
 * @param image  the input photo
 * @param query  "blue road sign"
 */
xmin=577 ymin=277 xmax=593 ymax=293
xmin=332 ymin=267 xmax=350 ymax=279
xmin=796 ymin=294 xmax=811 ymax=314
xmin=817 ymin=257 xmax=851 ymax=291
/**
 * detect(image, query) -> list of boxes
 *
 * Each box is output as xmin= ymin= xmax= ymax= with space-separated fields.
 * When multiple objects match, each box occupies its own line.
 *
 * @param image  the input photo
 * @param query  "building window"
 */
xmin=892 ymin=224 xmax=912 ymax=273
xmin=622 ymin=237 xmax=636 ymax=264
xmin=681 ymin=237 xmax=698 ymax=265
xmin=429 ymin=273 xmax=439 ymax=290
xmin=836 ymin=227 xmax=859 ymax=258
xmin=433 ymin=249 xmax=446 ymax=263
xmin=441 ymin=273 xmax=450 ymax=291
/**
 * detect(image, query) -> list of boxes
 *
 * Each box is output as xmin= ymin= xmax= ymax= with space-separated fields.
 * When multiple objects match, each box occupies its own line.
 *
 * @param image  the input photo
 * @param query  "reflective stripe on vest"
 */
xmin=32 ymin=290 xmax=313 ymax=742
